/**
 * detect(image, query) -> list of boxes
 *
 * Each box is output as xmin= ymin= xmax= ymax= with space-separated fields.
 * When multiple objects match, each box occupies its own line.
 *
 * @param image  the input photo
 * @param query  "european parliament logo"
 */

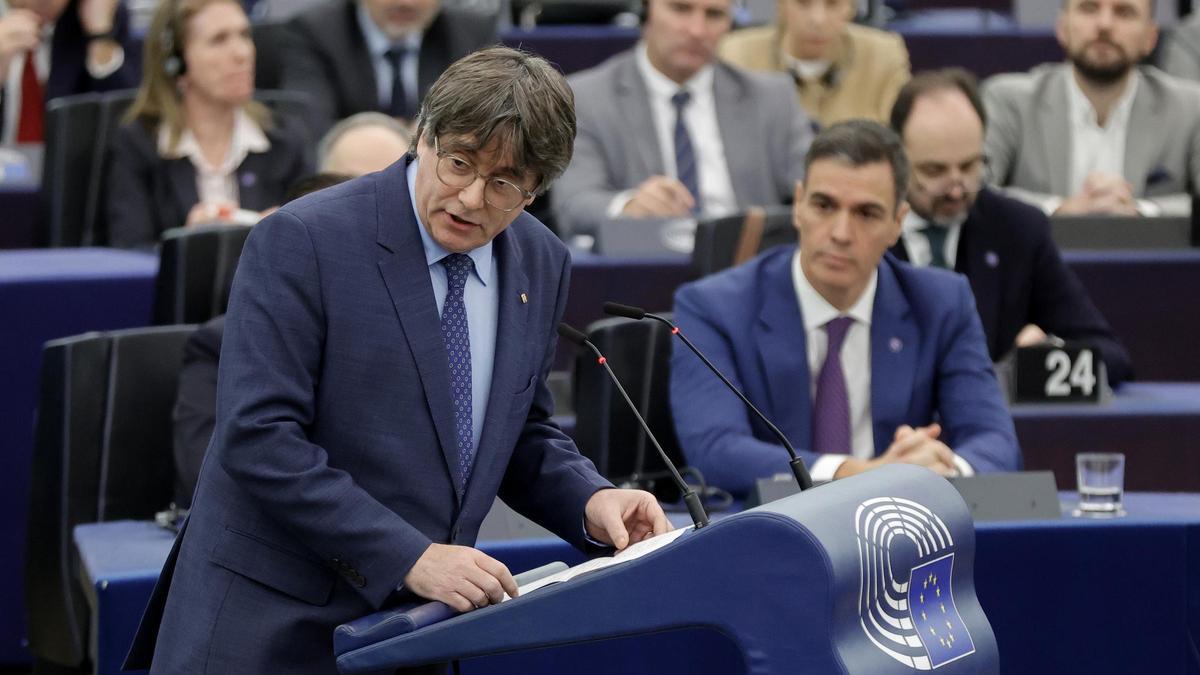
xmin=855 ymin=497 xmax=976 ymax=670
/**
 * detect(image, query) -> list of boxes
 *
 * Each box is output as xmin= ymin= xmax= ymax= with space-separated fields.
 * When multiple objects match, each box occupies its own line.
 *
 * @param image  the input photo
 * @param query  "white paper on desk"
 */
xmin=503 ymin=526 xmax=690 ymax=601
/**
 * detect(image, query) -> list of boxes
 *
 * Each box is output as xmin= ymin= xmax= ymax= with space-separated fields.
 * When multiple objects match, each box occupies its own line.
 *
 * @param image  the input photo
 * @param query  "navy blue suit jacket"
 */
xmin=890 ymin=187 xmax=1133 ymax=384
xmin=670 ymin=247 xmax=1020 ymax=497
xmin=126 ymin=158 xmax=610 ymax=673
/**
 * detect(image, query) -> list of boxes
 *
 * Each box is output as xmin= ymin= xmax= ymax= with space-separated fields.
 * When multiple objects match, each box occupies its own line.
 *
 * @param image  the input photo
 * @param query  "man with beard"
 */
xmin=982 ymin=0 xmax=1200 ymax=216
xmin=889 ymin=69 xmax=1132 ymax=385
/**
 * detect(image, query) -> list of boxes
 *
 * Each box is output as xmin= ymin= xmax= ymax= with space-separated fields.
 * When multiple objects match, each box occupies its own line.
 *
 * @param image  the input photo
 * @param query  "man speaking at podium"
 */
xmin=670 ymin=120 xmax=1020 ymax=498
xmin=125 ymin=47 xmax=669 ymax=675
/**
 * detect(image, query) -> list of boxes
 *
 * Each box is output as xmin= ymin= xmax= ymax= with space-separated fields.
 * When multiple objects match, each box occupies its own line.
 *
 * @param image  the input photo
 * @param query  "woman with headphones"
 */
xmin=105 ymin=0 xmax=309 ymax=249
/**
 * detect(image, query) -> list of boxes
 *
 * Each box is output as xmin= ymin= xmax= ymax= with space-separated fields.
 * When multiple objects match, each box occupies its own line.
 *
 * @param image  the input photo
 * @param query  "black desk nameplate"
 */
xmin=1011 ymin=343 xmax=1107 ymax=404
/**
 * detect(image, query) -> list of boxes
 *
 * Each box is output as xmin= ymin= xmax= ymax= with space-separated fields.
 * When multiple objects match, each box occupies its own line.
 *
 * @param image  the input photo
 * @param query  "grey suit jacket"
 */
xmin=551 ymin=50 xmax=812 ymax=236
xmin=982 ymin=63 xmax=1200 ymax=215
xmin=280 ymin=1 xmax=497 ymax=135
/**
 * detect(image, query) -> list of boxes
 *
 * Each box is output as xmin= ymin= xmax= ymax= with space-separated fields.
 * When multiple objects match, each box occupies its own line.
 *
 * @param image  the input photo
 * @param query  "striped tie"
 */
xmin=671 ymin=90 xmax=701 ymax=213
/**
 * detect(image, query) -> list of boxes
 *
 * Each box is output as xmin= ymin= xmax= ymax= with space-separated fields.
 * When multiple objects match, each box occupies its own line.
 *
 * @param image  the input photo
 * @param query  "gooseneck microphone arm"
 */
xmin=557 ymin=323 xmax=709 ymax=529
xmin=603 ymin=302 xmax=814 ymax=491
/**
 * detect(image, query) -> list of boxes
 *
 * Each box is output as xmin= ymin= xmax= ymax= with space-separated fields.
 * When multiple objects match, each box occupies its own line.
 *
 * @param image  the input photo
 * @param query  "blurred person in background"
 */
xmin=316 ymin=110 xmax=411 ymax=175
xmin=0 ymin=0 xmax=137 ymax=144
xmin=719 ymin=0 xmax=909 ymax=127
xmin=280 ymin=0 xmax=496 ymax=135
xmin=105 ymin=0 xmax=309 ymax=249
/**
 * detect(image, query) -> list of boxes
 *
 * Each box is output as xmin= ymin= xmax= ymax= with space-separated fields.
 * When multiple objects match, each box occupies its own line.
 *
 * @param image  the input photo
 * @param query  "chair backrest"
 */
xmin=39 ymin=89 xmax=137 ymax=247
xmin=252 ymin=21 xmax=292 ymax=91
xmin=691 ymin=206 xmax=796 ymax=278
xmin=25 ymin=325 xmax=194 ymax=667
xmin=154 ymin=224 xmax=253 ymax=325
xmin=571 ymin=316 xmax=685 ymax=501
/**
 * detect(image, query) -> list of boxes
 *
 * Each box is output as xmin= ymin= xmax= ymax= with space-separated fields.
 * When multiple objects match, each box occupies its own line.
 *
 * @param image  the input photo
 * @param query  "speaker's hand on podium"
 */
xmin=403 ymin=543 xmax=519 ymax=612
xmin=584 ymin=488 xmax=672 ymax=551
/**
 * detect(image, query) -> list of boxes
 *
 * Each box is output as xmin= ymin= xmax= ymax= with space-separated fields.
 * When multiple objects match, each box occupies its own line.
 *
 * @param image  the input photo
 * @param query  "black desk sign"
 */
xmin=1011 ymin=343 xmax=1108 ymax=404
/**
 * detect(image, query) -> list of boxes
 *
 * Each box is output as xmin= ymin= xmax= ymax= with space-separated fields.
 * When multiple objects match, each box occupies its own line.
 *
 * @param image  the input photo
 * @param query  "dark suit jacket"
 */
xmin=104 ymin=116 xmax=310 ymax=249
xmin=670 ymin=247 xmax=1020 ymax=497
xmin=172 ymin=315 xmax=225 ymax=509
xmin=280 ymin=1 xmax=497 ymax=134
xmin=125 ymin=157 xmax=610 ymax=673
xmin=0 ymin=0 xmax=138 ymax=139
xmin=891 ymin=188 xmax=1133 ymax=385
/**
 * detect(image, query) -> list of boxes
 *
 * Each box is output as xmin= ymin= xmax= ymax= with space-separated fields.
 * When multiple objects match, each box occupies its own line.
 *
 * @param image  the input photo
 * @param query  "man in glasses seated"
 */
xmin=888 ymin=68 xmax=1132 ymax=385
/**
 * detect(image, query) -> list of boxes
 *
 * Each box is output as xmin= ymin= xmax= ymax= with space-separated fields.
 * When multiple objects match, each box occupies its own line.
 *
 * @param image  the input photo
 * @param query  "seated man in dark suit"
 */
xmin=129 ymin=48 xmax=668 ymax=674
xmin=0 ymin=0 xmax=137 ymax=144
xmin=280 ymin=0 xmax=496 ymax=135
xmin=888 ymin=68 xmax=1132 ymax=385
xmin=670 ymin=120 xmax=1019 ymax=498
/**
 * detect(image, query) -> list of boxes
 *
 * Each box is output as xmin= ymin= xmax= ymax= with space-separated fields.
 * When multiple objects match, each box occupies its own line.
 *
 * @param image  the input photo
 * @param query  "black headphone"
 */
xmin=160 ymin=0 xmax=186 ymax=78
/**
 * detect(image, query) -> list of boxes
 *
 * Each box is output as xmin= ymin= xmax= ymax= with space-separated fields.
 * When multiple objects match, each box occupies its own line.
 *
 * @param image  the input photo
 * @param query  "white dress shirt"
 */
xmin=793 ymin=250 xmax=975 ymax=481
xmin=605 ymin=44 xmax=738 ymax=219
xmin=357 ymin=3 xmax=422 ymax=116
xmin=899 ymin=209 xmax=963 ymax=269
xmin=157 ymin=108 xmax=270 ymax=206
xmin=1040 ymin=71 xmax=1158 ymax=215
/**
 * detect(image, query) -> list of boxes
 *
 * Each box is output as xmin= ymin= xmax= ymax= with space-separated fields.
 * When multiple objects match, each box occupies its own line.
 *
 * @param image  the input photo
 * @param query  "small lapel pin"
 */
xmin=985 ymin=251 xmax=999 ymax=268
xmin=520 ymin=293 xmax=528 ymax=304
xmin=889 ymin=337 xmax=903 ymax=353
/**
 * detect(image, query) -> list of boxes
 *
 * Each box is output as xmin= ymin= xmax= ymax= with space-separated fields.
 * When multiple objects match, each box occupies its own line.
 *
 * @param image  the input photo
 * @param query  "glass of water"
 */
xmin=1073 ymin=453 xmax=1126 ymax=517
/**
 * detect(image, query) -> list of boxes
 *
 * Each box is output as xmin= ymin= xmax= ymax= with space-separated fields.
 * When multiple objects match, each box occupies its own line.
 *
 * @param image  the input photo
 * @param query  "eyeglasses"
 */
xmin=910 ymin=155 xmax=988 ymax=199
xmin=433 ymin=137 xmax=536 ymax=213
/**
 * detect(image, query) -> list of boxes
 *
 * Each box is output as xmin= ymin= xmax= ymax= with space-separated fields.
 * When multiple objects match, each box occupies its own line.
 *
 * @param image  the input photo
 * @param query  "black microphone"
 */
xmin=603 ymin=302 xmax=814 ymax=491
xmin=557 ymin=323 xmax=709 ymax=530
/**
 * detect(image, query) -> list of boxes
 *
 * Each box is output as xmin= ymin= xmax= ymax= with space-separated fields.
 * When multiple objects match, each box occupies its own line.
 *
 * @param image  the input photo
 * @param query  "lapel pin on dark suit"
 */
xmin=520 ymin=293 xmax=528 ymax=304
xmin=985 ymin=251 xmax=999 ymax=268
xmin=241 ymin=172 xmax=257 ymax=188
xmin=1146 ymin=167 xmax=1172 ymax=187
xmin=889 ymin=337 xmax=903 ymax=353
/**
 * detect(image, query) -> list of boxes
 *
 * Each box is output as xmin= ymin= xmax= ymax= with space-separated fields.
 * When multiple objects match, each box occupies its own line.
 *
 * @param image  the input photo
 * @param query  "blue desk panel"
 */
xmin=76 ymin=493 xmax=1200 ymax=675
xmin=1 ymin=248 xmax=157 ymax=663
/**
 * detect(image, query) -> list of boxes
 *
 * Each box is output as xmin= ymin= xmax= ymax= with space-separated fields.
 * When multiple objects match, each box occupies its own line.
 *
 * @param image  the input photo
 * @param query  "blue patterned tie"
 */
xmin=440 ymin=254 xmax=474 ymax=492
xmin=671 ymin=90 xmax=701 ymax=213
xmin=813 ymin=316 xmax=854 ymax=455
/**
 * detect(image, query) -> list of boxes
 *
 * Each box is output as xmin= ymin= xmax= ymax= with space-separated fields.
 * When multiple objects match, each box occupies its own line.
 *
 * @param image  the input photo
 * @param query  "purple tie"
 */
xmin=813 ymin=316 xmax=854 ymax=455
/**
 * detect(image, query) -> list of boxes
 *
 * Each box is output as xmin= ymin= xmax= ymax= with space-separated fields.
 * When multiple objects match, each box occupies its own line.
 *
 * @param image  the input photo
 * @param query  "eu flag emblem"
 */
xmin=907 ymin=553 xmax=975 ymax=668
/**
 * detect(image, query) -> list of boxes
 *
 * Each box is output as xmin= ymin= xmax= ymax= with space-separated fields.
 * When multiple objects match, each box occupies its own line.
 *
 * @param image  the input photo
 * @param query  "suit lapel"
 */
xmin=374 ymin=160 xmax=464 ymax=502
xmin=460 ymin=229 xmax=530 ymax=510
xmin=1123 ymin=76 xmax=1159 ymax=194
xmin=869 ymin=257 xmax=918 ymax=455
xmin=753 ymin=251 xmax=812 ymax=449
xmin=338 ymin=2 xmax=379 ymax=114
xmin=236 ymin=153 xmax=270 ymax=211
xmin=713 ymin=66 xmax=755 ymax=205
xmin=616 ymin=56 xmax=664 ymax=178
xmin=1039 ymin=68 xmax=1072 ymax=196
xmin=956 ymin=204 xmax=1001 ymax=357
xmin=167 ymin=160 xmax=199 ymax=228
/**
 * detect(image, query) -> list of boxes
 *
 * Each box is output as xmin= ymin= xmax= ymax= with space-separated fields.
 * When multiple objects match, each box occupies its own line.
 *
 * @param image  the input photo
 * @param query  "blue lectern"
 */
xmin=334 ymin=464 xmax=998 ymax=673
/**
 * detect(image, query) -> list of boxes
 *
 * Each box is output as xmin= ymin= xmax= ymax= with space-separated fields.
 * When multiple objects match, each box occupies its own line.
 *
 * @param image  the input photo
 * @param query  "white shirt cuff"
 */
xmin=951 ymin=453 xmax=975 ymax=477
xmin=1135 ymin=199 xmax=1162 ymax=217
xmin=809 ymin=454 xmax=851 ymax=483
xmin=605 ymin=189 xmax=636 ymax=218
xmin=1040 ymin=195 xmax=1064 ymax=216
xmin=86 ymin=43 xmax=125 ymax=80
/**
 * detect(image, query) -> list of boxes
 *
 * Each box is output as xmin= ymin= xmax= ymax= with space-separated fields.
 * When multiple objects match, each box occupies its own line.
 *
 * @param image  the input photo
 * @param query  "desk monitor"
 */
xmin=1050 ymin=214 xmax=1193 ymax=250
xmin=592 ymin=216 xmax=696 ymax=256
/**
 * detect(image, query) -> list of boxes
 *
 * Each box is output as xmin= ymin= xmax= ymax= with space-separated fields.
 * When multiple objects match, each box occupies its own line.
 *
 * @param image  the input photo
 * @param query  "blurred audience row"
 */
xmin=1 ymin=0 xmax=1197 ymax=250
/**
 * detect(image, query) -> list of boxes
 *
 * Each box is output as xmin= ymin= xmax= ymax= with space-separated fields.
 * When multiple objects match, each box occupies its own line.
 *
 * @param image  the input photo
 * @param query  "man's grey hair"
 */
xmin=317 ymin=112 xmax=413 ymax=172
xmin=804 ymin=119 xmax=910 ymax=209
xmin=410 ymin=46 xmax=576 ymax=195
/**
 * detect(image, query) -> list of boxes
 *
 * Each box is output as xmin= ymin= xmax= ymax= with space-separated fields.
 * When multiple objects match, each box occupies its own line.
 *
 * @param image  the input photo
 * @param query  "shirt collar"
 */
xmin=1066 ymin=68 xmax=1140 ymax=129
xmin=357 ymin=3 xmax=423 ymax=58
xmin=406 ymin=158 xmax=493 ymax=283
xmin=792 ymin=247 xmax=876 ymax=332
xmin=157 ymin=108 xmax=270 ymax=172
xmin=902 ymin=205 xmax=965 ymax=232
xmin=635 ymin=42 xmax=715 ymax=102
